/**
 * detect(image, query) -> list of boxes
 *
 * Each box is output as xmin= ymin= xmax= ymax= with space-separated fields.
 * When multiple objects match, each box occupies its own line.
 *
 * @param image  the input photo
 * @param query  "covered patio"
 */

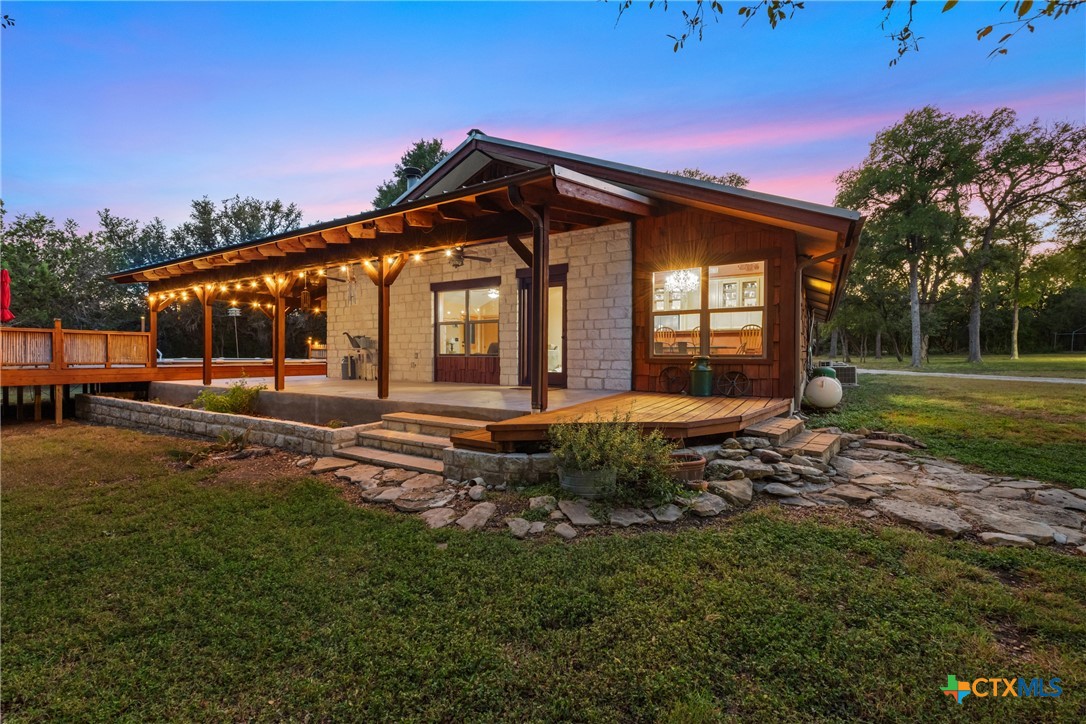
xmin=110 ymin=165 xmax=655 ymax=413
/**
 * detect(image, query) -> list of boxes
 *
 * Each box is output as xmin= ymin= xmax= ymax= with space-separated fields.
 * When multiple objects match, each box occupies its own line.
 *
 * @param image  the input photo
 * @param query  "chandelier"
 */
xmin=487 ymin=288 xmax=500 ymax=299
xmin=665 ymin=269 xmax=699 ymax=294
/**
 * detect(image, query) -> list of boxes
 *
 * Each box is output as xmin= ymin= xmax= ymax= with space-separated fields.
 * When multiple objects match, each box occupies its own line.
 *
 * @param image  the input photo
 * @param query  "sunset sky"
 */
xmin=2 ymin=1 xmax=1084 ymax=231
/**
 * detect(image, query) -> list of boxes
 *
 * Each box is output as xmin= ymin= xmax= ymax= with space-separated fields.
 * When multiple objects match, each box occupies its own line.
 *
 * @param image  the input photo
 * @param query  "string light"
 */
xmin=413 ymin=253 xmax=422 ymax=262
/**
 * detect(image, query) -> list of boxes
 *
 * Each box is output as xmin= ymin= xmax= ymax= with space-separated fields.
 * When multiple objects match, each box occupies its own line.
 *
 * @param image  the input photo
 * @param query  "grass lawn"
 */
xmin=807 ymin=375 xmax=1086 ymax=488
xmin=844 ymin=353 xmax=1086 ymax=379
xmin=3 ymin=423 xmax=1085 ymax=722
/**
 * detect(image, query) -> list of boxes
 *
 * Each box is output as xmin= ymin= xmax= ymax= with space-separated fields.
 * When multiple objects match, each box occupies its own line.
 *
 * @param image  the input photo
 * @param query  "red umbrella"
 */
xmin=1 ymin=269 xmax=14 ymax=323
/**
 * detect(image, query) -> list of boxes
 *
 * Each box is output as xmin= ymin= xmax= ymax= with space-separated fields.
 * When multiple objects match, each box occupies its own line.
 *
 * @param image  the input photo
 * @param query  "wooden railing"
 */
xmin=1 ymin=320 xmax=153 ymax=370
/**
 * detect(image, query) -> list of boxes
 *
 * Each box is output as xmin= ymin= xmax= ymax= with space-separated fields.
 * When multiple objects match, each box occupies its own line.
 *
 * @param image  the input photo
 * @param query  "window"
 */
xmin=651 ymin=261 xmax=765 ymax=357
xmin=436 ymin=286 xmax=500 ymax=356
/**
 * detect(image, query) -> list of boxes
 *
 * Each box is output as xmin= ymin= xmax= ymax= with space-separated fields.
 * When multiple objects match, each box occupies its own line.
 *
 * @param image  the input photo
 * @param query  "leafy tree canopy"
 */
xmin=372 ymin=138 xmax=448 ymax=209
xmin=617 ymin=0 xmax=1083 ymax=65
xmin=669 ymin=167 xmax=749 ymax=188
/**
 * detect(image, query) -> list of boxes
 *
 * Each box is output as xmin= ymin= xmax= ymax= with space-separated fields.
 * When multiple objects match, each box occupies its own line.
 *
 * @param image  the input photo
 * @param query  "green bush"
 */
xmin=548 ymin=412 xmax=680 ymax=504
xmin=192 ymin=379 xmax=266 ymax=415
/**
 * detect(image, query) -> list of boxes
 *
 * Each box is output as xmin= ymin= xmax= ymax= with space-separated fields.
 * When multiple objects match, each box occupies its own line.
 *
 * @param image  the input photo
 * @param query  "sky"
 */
xmin=2 ymin=1 xmax=1084 ymax=232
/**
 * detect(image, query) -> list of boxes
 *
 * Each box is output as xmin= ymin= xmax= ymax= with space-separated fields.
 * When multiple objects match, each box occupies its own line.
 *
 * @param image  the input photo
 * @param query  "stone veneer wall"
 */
xmin=442 ymin=448 xmax=557 ymax=487
xmin=75 ymin=395 xmax=361 ymax=456
xmin=325 ymin=223 xmax=633 ymax=391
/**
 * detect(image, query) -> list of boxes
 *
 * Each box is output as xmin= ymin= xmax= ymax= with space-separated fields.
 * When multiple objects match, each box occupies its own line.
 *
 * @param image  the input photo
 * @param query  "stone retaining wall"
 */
xmin=75 ymin=395 xmax=362 ymax=456
xmin=442 ymin=448 xmax=557 ymax=487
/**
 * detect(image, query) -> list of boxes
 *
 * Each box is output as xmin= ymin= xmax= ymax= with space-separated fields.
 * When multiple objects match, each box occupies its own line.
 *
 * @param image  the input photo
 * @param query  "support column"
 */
xmin=262 ymin=275 xmax=296 ymax=392
xmin=192 ymin=286 xmax=219 ymax=386
xmin=148 ymin=304 xmax=159 ymax=368
xmin=363 ymin=256 xmax=407 ymax=400
xmin=530 ymin=207 xmax=550 ymax=413
xmin=54 ymin=384 xmax=63 ymax=425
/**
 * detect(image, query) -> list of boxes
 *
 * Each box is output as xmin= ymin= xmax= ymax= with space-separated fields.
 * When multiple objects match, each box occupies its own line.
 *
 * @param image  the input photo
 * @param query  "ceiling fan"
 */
xmin=449 ymin=245 xmax=491 ymax=268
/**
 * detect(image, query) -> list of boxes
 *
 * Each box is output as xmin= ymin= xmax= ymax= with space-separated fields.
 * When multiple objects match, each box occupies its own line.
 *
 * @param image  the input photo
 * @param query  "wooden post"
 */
xmin=274 ymin=296 xmax=286 ymax=391
xmin=33 ymin=386 xmax=42 ymax=422
xmin=192 ymin=286 xmax=219 ymax=386
xmin=148 ymin=303 xmax=159 ymax=368
xmin=52 ymin=319 xmax=64 ymax=371
xmin=54 ymin=384 xmax=63 ymax=424
xmin=362 ymin=256 xmax=407 ymax=400
xmin=104 ymin=333 xmax=113 ymax=369
xmin=530 ymin=207 xmax=550 ymax=413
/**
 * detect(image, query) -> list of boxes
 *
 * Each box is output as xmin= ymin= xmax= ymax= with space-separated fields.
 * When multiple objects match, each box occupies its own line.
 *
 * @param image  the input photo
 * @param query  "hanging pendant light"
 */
xmin=300 ymin=271 xmax=311 ymax=309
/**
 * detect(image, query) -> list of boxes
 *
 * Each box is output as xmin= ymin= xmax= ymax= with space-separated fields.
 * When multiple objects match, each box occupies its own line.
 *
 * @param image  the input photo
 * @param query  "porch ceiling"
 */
xmin=109 ymin=165 xmax=655 ymax=295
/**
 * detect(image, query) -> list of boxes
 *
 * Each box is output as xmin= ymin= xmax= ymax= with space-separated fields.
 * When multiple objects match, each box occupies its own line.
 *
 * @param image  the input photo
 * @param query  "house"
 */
xmin=107 ymin=130 xmax=863 ymax=440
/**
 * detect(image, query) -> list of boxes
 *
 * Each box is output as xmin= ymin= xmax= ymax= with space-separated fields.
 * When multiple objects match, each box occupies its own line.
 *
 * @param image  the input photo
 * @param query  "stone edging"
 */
xmin=74 ymin=395 xmax=363 ymax=456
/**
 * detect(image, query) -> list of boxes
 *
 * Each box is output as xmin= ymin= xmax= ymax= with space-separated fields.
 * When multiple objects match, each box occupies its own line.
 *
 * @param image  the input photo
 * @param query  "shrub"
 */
xmin=548 ymin=412 xmax=680 ymax=504
xmin=326 ymin=419 xmax=348 ymax=429
xmin=192 ymin=379 xmax=266 ymax=415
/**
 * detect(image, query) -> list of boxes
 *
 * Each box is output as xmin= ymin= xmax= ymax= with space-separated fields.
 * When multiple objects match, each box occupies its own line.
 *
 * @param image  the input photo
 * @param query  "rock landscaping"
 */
xmin=293 ymin=423 xmax=1085 ymax=552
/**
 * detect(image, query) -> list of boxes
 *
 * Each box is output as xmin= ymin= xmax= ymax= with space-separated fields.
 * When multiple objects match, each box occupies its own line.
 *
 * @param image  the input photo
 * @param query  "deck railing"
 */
xmin=1 ymin=320 xmax=153 ymax=370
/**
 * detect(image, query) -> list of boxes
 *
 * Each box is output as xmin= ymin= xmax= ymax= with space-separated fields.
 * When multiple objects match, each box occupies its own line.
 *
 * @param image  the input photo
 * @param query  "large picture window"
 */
xmin=436 ymin=286 xmax=500 ymax=356
xmin=651 ymin=261 xmax=765 ymax=358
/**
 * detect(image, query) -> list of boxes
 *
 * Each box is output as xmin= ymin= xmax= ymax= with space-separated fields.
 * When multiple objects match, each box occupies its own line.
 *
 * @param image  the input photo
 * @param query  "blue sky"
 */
xmin=2 ymin=1 xmax=1083 ymax=230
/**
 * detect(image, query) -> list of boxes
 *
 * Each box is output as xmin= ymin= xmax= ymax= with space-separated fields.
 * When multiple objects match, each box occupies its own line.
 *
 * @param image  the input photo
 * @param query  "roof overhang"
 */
xmin=109 ymin=165 xmax=655 ymax=293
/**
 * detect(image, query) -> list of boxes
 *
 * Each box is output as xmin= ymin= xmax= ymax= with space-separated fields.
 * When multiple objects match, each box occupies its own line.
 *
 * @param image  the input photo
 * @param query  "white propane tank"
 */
xmin=804 ymin=375 xmax=843 ymax=409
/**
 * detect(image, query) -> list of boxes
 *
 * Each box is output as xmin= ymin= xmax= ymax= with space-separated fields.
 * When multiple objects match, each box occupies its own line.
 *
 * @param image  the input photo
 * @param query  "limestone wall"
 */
xmin=325 ymin=223 xmax=633 ymax=391
xmin=75 ymin=394 xmax=361 ymax=456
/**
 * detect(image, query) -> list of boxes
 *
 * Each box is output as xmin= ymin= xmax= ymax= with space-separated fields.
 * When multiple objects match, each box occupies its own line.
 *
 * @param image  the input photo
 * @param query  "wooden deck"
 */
xmin=452 ymin=392 xmax=792 ymax=449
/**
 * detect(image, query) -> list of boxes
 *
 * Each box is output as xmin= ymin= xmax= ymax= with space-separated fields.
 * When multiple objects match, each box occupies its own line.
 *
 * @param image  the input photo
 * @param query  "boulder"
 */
xmin=468 ymin=484 xmax=487 ymax=501
xmin=557 ymin=499 xmax=602 ymax=526
xmin=310 ymin=457 xmax=354 ymax=474
xmin=918 ymin=474 xmax=991 ymax=494
xmin=651 ymin=503 xmax=684 ymax=523
xmin=456 ymin=502 xmax=497 ymax=531
xmin=335 ymin=464 xmax=384 ymax=486
xmin=507 ymin=517 xmax=531 ymax=539
xmin=971 ymin=511 xmax=1056 ymax=545
xmin=735 ymin=436 xmax=771 ymax=450
xmin=979 ymin=532 xmax=1036 ymax=548
xmin=610 ymin=508 xmax=654 ymax=527
xmin=829 ymin=456 xmax=873 ymax=479
xmin=379 ymin=468 xmax=419 ymax=484
xmin=554 ymin=522 xmax=578 ymax=540
xmin=872 ymin=498 xmax=972 ymax=538
xmin=806 ymin=493 xmax=849 ymax=507
xmin=708 ymin=478 xmax=753 ymax=507
xmin=689 ymin=492 xmax=729 ymax=517
xmin=529 ymin=495 xmax=557 ymax=512
xmin=1033 ymin=488 xmax=1086 ymax=513
xmin=762 ymin=482 xmax=802 ymax=497
xmin=528 ymin=522 xmax=546 ymax=535
xmin=402 ymin=474 xmax=445 ymax=491
xmin=957 ymin=494 xmax=1084 ymax=530
xmin=758 ymin=449 xmax=785 ymax=464
xmin=419 ymin=507 xmax=459 ymax=529
xmin=706 ymin=458 xmax=775 ymax=480
xmin=717 ymin=449 xmax=749 ymax=461
xmin=1052 ymin=526 xmax=1085 ymax=546
xmin=721 ymin=438 xmax=744 ymax=450
xmin=393 ymin=489 xmax=456 ymax=512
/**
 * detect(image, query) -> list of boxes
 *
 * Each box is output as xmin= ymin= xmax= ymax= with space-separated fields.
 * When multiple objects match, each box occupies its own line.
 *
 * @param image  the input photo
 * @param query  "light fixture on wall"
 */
xmin=664 ymin=269 xmax=699 ymax=294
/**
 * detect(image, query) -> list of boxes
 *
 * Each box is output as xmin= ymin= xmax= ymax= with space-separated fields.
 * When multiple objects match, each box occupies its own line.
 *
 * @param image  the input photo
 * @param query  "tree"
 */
xmin=960 ymin=110 xmax=1086 ymax=362
xmin=372 ymin=139 xmax=448 ymax=209
xmin=992 ymin=217 xmax=1045 ymax=359
xmin=835 ymin=107 xmax=975 ymax=367
xmin=669 ymin=167 xmax=749 ymax=188
xmin=617 ymin=0 xmax=1084 ymax=64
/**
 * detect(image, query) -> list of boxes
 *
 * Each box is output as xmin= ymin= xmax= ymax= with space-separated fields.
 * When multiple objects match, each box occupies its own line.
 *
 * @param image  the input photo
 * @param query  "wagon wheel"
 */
xmin=658 ymin=366 xmax=687 ymax=394
xmin=715 ymin=371 xmax=751 ymax=397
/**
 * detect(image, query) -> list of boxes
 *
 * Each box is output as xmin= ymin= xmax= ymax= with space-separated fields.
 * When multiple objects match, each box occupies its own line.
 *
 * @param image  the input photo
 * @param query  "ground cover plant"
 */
xmin=192 ymin=378 xmax=266 ymax=415
xmin=845 ymin=353 xmax=1086 ymax=379
xmin=3 ymin=423 xmax=1084 ymax=722
xmin=806 ymin=375 xmax=1086 ymax=488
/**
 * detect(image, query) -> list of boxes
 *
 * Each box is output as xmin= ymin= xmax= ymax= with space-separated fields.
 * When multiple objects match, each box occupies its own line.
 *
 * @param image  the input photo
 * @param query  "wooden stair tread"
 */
xmin=356 ymin=428 xmax=452 ymax=450
xmin=777 ymin=429 xmax=842 ymax=462
xmin=450 ymin=428 xmax=505 ymax=453
xmin=333 ymin=446 xmax=444 ymax=474
xmin=743 ymin=415 xmax=804 ymax=444
xmin=381 ymin=412 xmax=488 ymax=431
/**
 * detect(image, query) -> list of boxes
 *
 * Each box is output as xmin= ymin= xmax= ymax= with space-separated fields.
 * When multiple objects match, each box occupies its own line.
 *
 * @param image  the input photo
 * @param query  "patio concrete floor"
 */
xmin=154 ymin=375 xmax=620 ymax=424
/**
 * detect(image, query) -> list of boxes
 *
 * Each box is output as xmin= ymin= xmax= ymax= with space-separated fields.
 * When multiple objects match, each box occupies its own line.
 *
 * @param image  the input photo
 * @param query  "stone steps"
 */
xmin=355 ymin=428 xmax=452 ymax=460
xmin=381 ymin=412 xmax=488 ymax=438
xmin=333 ymin=446 xmax=444 ymax=474
xmin=742 ymin=416 xmax=805 ymax=445
xmin=776 ymin=429 xmax=842 ymax=463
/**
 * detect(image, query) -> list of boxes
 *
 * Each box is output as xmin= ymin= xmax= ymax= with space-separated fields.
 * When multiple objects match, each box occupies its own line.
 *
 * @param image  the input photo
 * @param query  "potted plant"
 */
xmin=548 ymin=412 xmax=679 ymax=502
xmin=668 ymin=450 xmax=707 ymax=483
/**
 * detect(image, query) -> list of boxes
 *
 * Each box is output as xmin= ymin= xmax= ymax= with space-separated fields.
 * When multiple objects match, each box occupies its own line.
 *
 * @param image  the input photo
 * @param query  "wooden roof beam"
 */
xmin=374 ymin=215 xmax=404 ymax=234
xmin=322 ymin=227 xmax=353 ymax=244
xmin=298 ymin=233 xmax=327 ymax=249
xmin=346 ymin=223 xmax=376 ymax=240
xmin=404 ymin=210 xmax=433 ymax=229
